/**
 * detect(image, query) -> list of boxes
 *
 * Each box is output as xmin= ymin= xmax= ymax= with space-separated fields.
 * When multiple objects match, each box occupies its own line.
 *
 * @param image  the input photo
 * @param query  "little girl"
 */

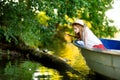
xmin=72 ymin=19 xmax=106 ymax=50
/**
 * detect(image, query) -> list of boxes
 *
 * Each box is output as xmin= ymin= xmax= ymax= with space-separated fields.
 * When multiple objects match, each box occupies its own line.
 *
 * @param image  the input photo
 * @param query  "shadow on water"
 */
xmin=0 ymin=53 xmax=115 ymax=80
xmin=0 ymin=60 xmax=115 ymax=80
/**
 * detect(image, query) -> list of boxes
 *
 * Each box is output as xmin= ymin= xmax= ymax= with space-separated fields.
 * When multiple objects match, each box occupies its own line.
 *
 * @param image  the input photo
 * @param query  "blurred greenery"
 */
xmin=0 ymin=60 xmax=62 ymax=80
xmin=0 ymin=0 xmax=118 ymax=53
xmin=0 ymin=0 xmax=118 ymax=79
xmin=0 ymin=60 xmax=38 ymax=80
xmin=4 ymin=61 xmax=34 ymax=80
xmin=0 ymin=55 xmax=96 ymax=80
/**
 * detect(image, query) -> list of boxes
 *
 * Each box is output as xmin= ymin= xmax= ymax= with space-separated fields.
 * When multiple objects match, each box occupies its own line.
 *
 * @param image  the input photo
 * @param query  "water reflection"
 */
xmin=33 ymin=66 xmax=62 ymax=80
xmin=0 ymin=59 xmax=63 ymax=80
xmin=0 ymin=57 xmax=111 ymax=80
xmin=2 ymin=61 xmax=38 ymax=80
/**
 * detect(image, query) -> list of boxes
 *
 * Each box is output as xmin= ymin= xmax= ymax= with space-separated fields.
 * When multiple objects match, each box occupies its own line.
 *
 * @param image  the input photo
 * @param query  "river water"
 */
xmin=0 ymin=58 xmax=112 ymax=80
xmin=0 ymin=48 xmax=114 ymax=80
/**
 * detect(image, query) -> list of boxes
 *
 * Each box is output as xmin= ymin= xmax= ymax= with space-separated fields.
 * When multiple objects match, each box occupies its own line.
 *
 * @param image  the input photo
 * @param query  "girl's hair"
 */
xmin=73 ymin=24 xmax=86 ymax=40
xmin=75 ymin=33 xmax=81 ymax=40
xmin=74 ymin=26 xmax=83 ymax=40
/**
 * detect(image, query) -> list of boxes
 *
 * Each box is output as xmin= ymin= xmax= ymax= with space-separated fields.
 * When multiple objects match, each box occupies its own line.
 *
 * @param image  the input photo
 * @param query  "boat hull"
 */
xmin=80 ymin=47 xmax=120 ymax=79
xmin=73 ymin=39 xmax=120 ymax=79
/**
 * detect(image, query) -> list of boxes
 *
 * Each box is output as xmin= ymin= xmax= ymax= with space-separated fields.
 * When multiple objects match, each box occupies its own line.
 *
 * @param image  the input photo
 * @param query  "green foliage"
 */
xmin=0 ymin=0 xmax=117 ymax=53
xmin=4 ymin=61 xmax=40 ymax=80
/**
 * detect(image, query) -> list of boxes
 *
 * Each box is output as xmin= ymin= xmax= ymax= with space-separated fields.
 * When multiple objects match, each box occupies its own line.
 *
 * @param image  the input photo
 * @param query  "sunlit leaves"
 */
xmin=37 ymin=11 xmax=50 ymax=26
xmin=65 ymin=15 xmax=74 ymax=23
xmin=0 ymin=1 xmax=118 ymax=79
xmin=0 ymin=0 xmax=118 ymax=53
xmin=60 ymin=42 xmax=90 ymax=75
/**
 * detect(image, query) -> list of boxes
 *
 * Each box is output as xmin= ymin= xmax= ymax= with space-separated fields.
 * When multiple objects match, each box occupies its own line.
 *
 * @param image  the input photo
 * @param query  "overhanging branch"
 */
xmin=0 ymin=36 xmax=82 ymax=77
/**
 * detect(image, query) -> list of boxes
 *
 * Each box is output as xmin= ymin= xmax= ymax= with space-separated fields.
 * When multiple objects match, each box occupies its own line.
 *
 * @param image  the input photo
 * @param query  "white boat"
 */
xmin=73 ymin=38 xmax=120 ymax=80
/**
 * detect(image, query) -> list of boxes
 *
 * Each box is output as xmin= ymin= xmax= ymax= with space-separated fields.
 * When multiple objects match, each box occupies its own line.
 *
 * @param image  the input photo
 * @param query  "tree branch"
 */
xmin=0 ymin=36 xmax=82 ymax=78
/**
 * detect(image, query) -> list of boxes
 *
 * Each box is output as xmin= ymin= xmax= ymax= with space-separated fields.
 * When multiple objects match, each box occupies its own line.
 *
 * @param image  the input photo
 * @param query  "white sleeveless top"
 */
xmin=82 ymin=26 xmax=103 ymax=48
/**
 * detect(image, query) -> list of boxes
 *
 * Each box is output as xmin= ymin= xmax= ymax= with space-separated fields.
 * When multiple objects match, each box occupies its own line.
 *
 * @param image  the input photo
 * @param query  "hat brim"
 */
xmin=72 ymin=23 xmax=84 ymax=27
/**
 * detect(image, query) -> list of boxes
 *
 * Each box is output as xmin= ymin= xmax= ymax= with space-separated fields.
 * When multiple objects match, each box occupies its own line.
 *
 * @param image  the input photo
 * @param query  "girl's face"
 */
xmin=73 ymin=26 xmax=79 ymax=33
xmin=73 ymin=24 xmax=83 ymax=34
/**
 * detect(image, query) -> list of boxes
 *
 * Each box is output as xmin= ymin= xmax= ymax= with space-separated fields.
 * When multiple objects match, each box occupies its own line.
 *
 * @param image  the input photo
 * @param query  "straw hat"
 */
xmin=72 ymin=19 xmax=84 ymax=26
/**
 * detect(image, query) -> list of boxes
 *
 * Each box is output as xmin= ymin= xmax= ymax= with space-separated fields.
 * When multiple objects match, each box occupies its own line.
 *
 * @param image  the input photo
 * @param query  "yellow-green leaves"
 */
xmin=37 ymin=11 xmax=50 ymax=26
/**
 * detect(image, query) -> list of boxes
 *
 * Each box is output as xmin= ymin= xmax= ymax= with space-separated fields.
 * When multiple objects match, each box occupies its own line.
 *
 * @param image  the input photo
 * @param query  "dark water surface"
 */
xmin=0 ymin=59 xmax=113 ymax=80
xmin=0 ymin=51 xmax=113 ymax=80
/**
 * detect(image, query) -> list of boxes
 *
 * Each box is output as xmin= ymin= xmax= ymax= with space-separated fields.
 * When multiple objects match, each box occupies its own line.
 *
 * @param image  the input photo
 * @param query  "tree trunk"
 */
xmin=0 ymin=36 xmax=82 ymax=77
